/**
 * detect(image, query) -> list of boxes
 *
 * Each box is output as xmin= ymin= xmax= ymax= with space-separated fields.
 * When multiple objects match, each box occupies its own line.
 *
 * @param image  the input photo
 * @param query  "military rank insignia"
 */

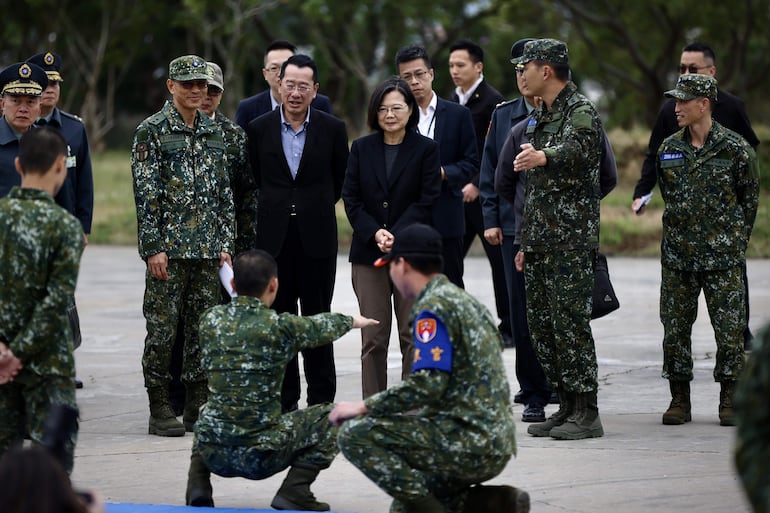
xmin=412 ymin=310 xmax=453 ymax=373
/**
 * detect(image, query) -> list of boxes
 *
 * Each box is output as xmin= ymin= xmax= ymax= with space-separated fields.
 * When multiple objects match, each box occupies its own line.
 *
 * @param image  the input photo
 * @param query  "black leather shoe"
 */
xmin=522 ymin=405 xmax=546 ymax=423
xmin=549 ymin=391 xmax=559 ymax=404
xmin=501 ymin=333 xmax=515 ymax=349
xmin=513 ymin=390 xmax=524 ymax=404
xmin=74 ymin=378 xmax=84 ymax=389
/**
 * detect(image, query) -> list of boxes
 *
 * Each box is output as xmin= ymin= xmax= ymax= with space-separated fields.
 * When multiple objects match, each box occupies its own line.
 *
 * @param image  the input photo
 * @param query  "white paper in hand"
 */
xmin=219 ymin=262 xmax=237 ymax=298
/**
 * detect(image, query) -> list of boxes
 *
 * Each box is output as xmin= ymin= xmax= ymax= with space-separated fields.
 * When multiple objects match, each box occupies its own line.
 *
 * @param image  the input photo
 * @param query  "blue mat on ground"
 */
xmin=106 ymin=504 xmax=316 ymax=513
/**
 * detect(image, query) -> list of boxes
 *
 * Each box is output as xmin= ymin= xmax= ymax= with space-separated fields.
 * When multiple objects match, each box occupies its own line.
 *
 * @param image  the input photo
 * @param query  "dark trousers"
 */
xmin=274 ymin=219 xmax=337 ymax=411
xmin=502 ymin=243 xmax=551 ymax=407
xmin=462 ymin=199 xmax=512 ymax=335
xmin=442 ymin=236 xmax=465 ymax=289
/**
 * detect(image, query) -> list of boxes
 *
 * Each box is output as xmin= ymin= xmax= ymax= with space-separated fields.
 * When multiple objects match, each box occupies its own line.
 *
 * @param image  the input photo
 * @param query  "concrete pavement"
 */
xmin=69 ymin=246 xmax=770 ymax=512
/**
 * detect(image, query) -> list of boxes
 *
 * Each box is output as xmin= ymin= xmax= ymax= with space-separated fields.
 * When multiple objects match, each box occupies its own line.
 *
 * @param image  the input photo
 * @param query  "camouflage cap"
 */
xmin=520 ymin=38 xmax=569 ymax=65
xmin=664 ymin=73 xmax=717 ymax=101
xmin=27 ymin=51 xmax=64 ymax=82
xmin=206 ymin=62 xmax=224 ymax=91
xmin=168 ymin=55 xmax=209 ymax=81
xmin=510 ymin=38 xmax=536 ymax=65
xmin=0 ymin=62 xmax=48 ymax=96
xmin=374 ymin=223 xmax=443 ymax=268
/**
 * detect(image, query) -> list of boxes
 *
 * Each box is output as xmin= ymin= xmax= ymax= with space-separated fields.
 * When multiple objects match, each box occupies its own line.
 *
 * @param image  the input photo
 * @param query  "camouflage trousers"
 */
xmin=142 ymin=259 xmax=219 ymax=388
xmin=661 ymin=265 xmax=745 ymax=382
xmin=195 ymin=404 xmax=338 ymax=480
xmin=524 ymin=250 xmax=598 ymax=392
xmin=0 ymin=374 xmax=77 ymax=473
xmin=338 ymin=414 xmax=511 ymax=513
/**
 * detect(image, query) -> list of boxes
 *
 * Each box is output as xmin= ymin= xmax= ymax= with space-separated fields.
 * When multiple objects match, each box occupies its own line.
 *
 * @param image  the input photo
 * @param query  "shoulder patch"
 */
xmin=571 ymin=108 xmax=594 ymax=129
xmin=411 ymin=310 xmax=453 ymax=373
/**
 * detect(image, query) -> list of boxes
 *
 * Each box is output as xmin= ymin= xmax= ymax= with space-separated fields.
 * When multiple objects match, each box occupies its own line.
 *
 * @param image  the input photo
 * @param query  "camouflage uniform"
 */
xmin=520 ymin=79 xmax=602 ymax=394
xmin=193 ymin=296 xmax=353 ymax=478
xmin=338 ymin=275 xmax=516 ymax=513
xmin=213 ymin=110 xmax=257 ymax=255
xmin=0 ymin=187 xmax=84 ymax=472
xmin=657 ymin=114 xmax=759 ymax=383
xmin=735 ymin=323 xmax=770 ymax=513
xmin=130 ymin=99 xmax=234 ymax=389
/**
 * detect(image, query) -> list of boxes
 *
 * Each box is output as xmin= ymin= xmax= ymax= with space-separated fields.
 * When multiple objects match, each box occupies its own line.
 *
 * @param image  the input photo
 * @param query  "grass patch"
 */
xmin=91 ymin=130 xmax=770 ymax=257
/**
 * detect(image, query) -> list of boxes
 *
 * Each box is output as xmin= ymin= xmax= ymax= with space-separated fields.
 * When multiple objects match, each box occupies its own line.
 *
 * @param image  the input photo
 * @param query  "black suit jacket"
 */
xmin=452 ymin=80 xmax=504 ymax=185
xmin=235 ymin=90 xmax=333 ymax=131
xmin=342 ymin=130 xmax=442 ymax=265
xmin=246 ymin=107 xmax=349 ymax=258
xmin=430 ymin=97 xmax=478 ymax=238
xmin=634 ymin=88 xmax=758 ymax=198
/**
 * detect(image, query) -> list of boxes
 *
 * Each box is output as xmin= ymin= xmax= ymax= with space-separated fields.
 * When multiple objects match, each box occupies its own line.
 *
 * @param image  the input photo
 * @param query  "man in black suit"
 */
xmin=246 ymin=54 xmax=349 ymax=412
xmin=632 ymin=41 xmax=759 ymax=350
xmin=448 ymin=39 xmax=511 ymax=345
xmin=396 ymin=45 xmax=478 ymax=288
xmin=235 ymin=40 xmax=333 ymax=131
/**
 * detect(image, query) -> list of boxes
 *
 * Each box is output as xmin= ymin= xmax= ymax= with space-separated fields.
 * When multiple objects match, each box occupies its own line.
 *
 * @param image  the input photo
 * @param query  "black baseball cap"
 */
xmin=373 ymin=223 xmax=443 ymax=267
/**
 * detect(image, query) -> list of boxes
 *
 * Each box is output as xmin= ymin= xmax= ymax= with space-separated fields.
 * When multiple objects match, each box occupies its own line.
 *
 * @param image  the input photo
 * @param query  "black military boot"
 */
xmin=462 ymin=484 xmax=530 ymax=513
xmin=270 ymin=463 xmax=330 ymax=511
xmin=185 ymin=452 xmax=214 ymax=507
xmin=404 ymin=494 xmax=445 ymax=513
xmin=662 ymin=380 xmax=691 ymax=425
xmin=527 ymin=388 xmax=573 ymax=437
xmin=147 ymin=386 xmax=185 ymax=437
xmin=183 ymin=380 xmax=208 ymax=432
xmin=550 ymin=390 xmax=604 ymax=440
xmin=719 ymin=381 xmax=736 ymax=426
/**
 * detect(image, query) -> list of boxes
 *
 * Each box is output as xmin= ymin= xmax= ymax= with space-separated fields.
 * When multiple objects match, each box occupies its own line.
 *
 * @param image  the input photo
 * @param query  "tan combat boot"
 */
xmin=719 ymin=381 xmax=736 ymax=426
xmin=662 ymin=380 xmax=691 ymax=425
xmin=147 ymin=386 xmax=185 ymax=436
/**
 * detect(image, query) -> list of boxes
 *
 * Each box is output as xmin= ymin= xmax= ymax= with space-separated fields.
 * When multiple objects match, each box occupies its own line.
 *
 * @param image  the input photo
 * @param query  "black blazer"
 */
xmin=342 ymin=130 xmax=442 ymax=265
xmin=246 ymin=107 xmax=349 ymax=258
xmin=235 ymin=90 xmax=333 ymax=131
xmin=431 ymin=97 xmax=478 ymax=238
xmin=452 ymin=79 xmax=504 ymax=184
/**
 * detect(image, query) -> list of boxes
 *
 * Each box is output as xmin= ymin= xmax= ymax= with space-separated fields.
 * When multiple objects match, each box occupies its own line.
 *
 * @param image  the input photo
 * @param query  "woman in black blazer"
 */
xmin=342 ymin=78 xmax=441 ymax=398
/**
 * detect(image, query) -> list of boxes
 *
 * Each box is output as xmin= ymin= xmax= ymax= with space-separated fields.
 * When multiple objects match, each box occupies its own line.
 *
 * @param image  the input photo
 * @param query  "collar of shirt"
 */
xmin=455 ymin=75 xmax=484 ymax=106
xmin=418 ymin=91 xmax=438 ymax=139
xmin=270 ymin=90 xmax=281 ymax=111
xmin=279 ymin=104 xmax=311 ymax=129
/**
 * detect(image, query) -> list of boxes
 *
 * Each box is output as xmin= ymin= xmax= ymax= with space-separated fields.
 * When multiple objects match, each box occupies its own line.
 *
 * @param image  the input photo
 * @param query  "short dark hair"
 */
xmin=18 ymin=127 xmax=67 ymax=176
xmin=366 ymin=78 xmax=419 ymax=132
xmin=402 ymin=254 xmax=443 ymax=275
xmin=449 ymin=39 xmax=484 ymax=64
xmin=280 ymin=54 xmax=318 ymax=83
xmin=265 ymin=40 xmax=297 ymax=58
xmin=682 ymin=42 xmax=716 ymax=63
xmin=395 ymin=45 xmax=432 ymax=71
xmin=532 ymin=60 xmax=571 ymax=82
xmin=233 ymin=249 xmax=278 ymax=297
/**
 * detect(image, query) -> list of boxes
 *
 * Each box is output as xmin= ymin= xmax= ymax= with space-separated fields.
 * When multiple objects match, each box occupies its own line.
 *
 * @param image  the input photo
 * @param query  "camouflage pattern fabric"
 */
xmin=664 ymin=73 xmax=718 ymax=102
xmin=141 ymin=259 xmax=220 ymax=387
xmin=194 ymin=295 xmax=352 ymax=474
xmin=0 ymin=187 xmax=83 ymax=471
xmin=130 ymin=100 xmax=234 ymax=259
xmin=518 ymin=81 xmax=601 ymax=395
xmin=656 ymin=121 xmax=759 ymax=272
xmin=735 ymin=323 xmax=770 ymax=513
xmin=524 ymin=250 xmax=597 ymax=392
xmin=196 ymin=404 xmax=337 ymax=480
xmin=520 ymin=81 xmax=602 ymax=252
xmin=520 ymin=38 xmax=569 ymax=66
xmin=338 ymin=275 xmax=516 ymax=511
xmin=213 ymin=110 xmax=257 ymax=255
xmin=660 ymin=265 xmax=745 ymax=382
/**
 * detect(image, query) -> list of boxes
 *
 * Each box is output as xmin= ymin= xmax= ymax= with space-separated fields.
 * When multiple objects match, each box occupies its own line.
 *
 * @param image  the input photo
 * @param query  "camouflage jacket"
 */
xmin=734 ymin=323 xmax=770 ymax=513
xmin=657 ymin=121 xmax=759 ymax=271
xmin=213 ymin=111 xmax=257 ymax=255
xmin=364 ymin=275 xmax=516 ymax=457
xmin=130 ymin=100 xmax=234 ymax=259
xmin=520 ymin=81 xmax=602 ymax=252
xmin=0 ymin=187 xmax=83 ymax=378
xmin=195 ymin=296 xmax=353 ymax=446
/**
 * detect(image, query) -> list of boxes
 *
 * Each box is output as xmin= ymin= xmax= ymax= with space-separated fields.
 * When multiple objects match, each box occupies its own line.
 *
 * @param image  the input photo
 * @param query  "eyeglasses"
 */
xmin=400 ymin=69 xmax=429 ymax=82
xmin=515 ymin=64 xmax=526 ymax=75
xmin=377 ymin=104 xmax=408 ymax=115
xmin=679 ymin=64 xmax=712 ymax=74
xmin=265 ymin=65 xmax=281 ymax=74
xmin=175 ymin=80 xmax=208 ymax=90
xmin=282 ymin=82 xmax=313 ymax=94
xmin=207 ymin=87 xmax=223 ymax=97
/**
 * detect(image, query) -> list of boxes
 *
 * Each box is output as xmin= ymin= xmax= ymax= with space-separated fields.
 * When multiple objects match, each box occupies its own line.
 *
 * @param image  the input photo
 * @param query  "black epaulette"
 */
xmin=147 ymin=111 xmax=167 ymax=126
